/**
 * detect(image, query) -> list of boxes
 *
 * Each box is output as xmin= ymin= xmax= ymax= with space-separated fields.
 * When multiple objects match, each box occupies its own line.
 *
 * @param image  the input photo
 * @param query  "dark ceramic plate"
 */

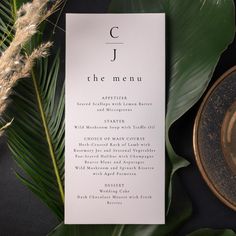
xmin=194 ymin=66 xmax=236 ymax=211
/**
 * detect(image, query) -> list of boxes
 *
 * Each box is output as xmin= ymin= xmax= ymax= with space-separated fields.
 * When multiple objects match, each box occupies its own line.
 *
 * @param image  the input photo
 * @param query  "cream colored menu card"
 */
xmin=65 ymin=14 xmax=165 ymax=224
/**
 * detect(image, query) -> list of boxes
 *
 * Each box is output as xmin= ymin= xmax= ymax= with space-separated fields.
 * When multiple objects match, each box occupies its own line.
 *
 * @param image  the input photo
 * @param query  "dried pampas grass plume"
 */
xmin=0 ymin=0 xmax=60 ymax=135
xmin=0 ymin=119 xmax=14 ymax=137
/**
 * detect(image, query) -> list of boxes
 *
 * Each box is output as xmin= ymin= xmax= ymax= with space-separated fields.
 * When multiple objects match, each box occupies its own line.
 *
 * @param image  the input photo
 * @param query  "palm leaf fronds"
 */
xmin=0 ymin=0 xmax=15 ymax=50
xmin=3 ymin=53 xmax=65 ymax=220
xmin=0 ymin=0 xmax=64 ymax=221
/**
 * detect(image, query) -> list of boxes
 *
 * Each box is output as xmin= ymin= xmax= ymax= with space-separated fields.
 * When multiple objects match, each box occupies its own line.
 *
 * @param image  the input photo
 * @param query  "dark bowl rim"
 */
xmin=193 ymin=65 xmax=236 ymax=211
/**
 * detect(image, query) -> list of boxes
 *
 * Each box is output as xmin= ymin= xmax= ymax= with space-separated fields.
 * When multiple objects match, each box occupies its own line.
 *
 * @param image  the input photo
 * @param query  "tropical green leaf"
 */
xmin=3 ymin=52 xmax=65 ymax=220
xmin=187 ymin=229 xmax=236 ymax=236
xmin=109 ymin=0 xmax=235 ymax=212
xmin=48 ymin=224 xmax=116 ymax=236
xmin=49 ymin=1 xmax=235 ymax=235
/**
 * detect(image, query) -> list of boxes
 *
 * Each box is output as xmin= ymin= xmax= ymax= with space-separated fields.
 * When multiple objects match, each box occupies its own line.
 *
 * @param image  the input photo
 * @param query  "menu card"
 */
xmin=65 ymin=13 xmax=165 ymax=224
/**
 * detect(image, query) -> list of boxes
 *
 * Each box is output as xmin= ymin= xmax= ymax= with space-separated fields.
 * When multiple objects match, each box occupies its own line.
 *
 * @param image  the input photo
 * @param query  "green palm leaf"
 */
xmin=3 ymin=53 xmax=65 ymax=220
xmin=0 ymin=0 xmax=14 ymax=50
xmin=109 ymin=0 xmax=235 ymax=212
xmin=0 ymin=0 xmax=65 ymax=221
xmin=0 ymin=0 xmax=26 ymax=49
